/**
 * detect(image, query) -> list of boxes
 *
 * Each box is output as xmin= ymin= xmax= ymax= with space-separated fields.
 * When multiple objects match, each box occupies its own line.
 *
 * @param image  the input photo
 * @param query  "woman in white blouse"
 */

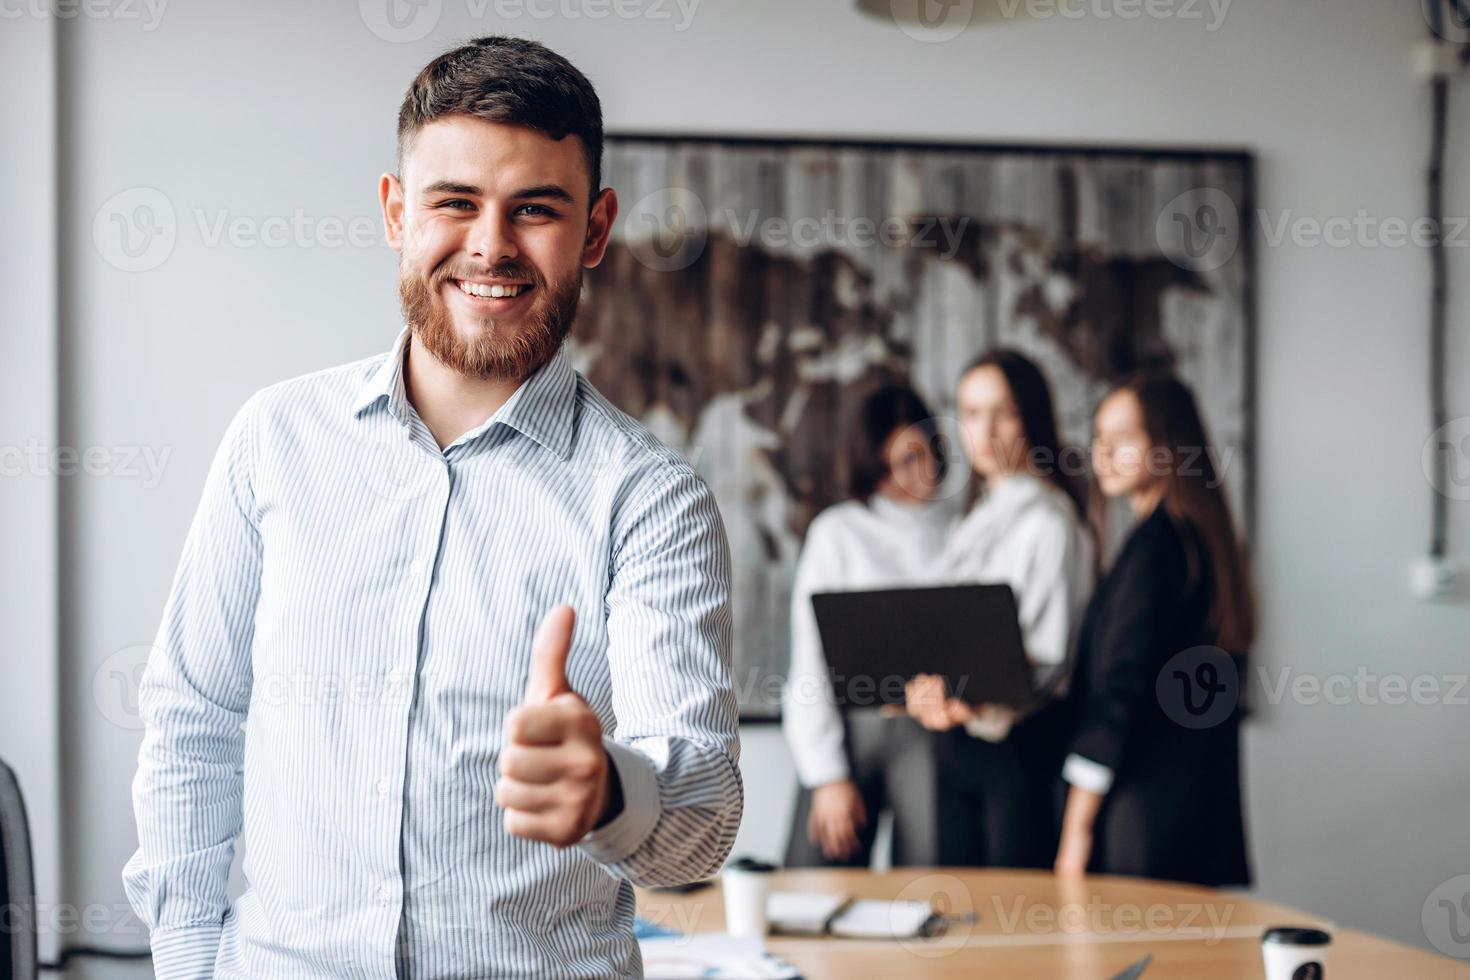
xmin=903 ymin=349 xmax=1095 ymax=868
xmin=782 ymin=384 xmax=959 ymax=867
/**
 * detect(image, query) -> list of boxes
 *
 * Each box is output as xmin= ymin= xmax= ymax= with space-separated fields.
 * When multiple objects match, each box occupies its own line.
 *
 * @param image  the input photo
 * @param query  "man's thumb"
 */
xmin=524 ymin=604 xmax=576 ymax=703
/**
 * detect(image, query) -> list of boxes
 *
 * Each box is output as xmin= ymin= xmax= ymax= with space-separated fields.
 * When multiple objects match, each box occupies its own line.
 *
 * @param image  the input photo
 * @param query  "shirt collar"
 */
xmin=351 ymin=326 xmax=414 ymax=424
xmin=351 ymin=326 xmax=578 ymax=461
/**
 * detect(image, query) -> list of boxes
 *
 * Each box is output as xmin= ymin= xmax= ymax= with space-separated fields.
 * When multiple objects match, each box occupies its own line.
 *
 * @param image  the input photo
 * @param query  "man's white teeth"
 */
xmin=457 ymin=280 xmax=528 ymax=299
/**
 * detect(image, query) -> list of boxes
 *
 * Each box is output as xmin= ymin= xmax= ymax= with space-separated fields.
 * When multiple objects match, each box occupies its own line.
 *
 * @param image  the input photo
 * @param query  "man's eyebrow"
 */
xmin=511 ymin=184 xmax=577 ymax=205
xmin=421 ymin=180 xmax=483 ymax=196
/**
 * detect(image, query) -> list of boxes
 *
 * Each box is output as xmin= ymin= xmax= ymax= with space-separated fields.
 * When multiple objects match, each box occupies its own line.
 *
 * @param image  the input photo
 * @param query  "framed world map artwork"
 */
xmin=573 ymin=134 xmax=1256 ymax=720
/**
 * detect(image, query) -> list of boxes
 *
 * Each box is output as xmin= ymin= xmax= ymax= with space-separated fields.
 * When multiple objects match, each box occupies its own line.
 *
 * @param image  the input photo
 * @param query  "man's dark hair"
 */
xmin=396 ymin=36 xmax=604 ymax=197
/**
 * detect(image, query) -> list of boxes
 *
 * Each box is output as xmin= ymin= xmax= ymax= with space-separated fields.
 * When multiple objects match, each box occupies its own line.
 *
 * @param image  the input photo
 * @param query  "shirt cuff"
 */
xmin=578 ymin=738 xmax=662 ymax=865
xmin=963 ymin=706 xmax=1017 ymax=743
xmin=1062 ymin=753 xmax=1115 ymax=795
xmin=149 ymin=922 xmax=223 ymax=980
xmin=792 ymin=750 xmax=849 ymax=790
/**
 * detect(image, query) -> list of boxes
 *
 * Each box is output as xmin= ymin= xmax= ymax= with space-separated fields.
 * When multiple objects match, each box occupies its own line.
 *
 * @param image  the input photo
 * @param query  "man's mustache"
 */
xmin=434 ymin=263 xmax=543 ymax=287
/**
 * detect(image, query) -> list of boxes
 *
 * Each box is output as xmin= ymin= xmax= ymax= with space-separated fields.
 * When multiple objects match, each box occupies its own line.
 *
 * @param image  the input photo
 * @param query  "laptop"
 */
xmin=810 ymin=583 xmax=1035 ymax=710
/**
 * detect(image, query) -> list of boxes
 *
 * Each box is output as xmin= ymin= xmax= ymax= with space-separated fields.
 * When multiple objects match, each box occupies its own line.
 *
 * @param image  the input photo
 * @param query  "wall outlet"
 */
xmin=1411 ymin=555 xmax=1460 ymax=601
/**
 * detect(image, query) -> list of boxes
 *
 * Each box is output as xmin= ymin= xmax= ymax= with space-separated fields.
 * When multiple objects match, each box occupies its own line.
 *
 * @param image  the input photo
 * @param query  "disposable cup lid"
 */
xmin=1262 ymin=927 xmax=1332 ymax=946
xmin=725 ymin=857 xmax=777 ymax=874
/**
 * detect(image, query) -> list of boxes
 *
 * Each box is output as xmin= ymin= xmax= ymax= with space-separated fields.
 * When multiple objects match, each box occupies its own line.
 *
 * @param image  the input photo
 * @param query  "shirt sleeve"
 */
xmin=579 ymin=458 xmax=743 ymax=886
xmin=122 ymin=394 xmax=262 ymax=980
xmin=1062 ymin=752 xmax=1116 ymax=794
xmin=780 ymin=514 xmax=850 ymax=788
xmin=1015 ymin=513 xmax=1089 ymax=678
xmin=1066 ymin=523 xmax=1173 ymax=775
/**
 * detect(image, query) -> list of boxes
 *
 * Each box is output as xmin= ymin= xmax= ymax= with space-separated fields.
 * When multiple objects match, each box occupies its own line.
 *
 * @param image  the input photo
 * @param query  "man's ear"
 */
xmin=379 ymin=172 xmax=406 ymax=253
xmin=581 ymin=187 xmax=618 ymax=269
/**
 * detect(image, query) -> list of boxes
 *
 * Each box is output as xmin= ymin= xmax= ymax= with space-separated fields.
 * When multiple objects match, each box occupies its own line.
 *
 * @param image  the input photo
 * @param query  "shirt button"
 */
xmin=376 ymin=779 xmax=390 ymax=797
xmin=377 ymin=882 xmax=393 ymax=905
xmin=408 ymin=558 xmax=424 ymax=576
xmin=386 ymin=669 xmax=402 ymax=685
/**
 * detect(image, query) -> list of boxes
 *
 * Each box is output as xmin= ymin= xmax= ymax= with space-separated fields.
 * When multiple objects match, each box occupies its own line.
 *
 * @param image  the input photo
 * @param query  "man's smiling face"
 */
xmin=381 ymin=115 xmax=617 ymax=381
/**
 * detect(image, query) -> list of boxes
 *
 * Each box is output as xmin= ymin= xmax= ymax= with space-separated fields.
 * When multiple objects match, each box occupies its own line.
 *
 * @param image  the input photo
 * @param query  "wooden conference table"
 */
xmin=636 ymin=868 xmax=1470 ymax=979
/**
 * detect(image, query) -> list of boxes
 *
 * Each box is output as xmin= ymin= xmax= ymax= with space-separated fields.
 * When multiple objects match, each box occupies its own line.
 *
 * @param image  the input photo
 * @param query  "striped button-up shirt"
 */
xmin=123 ymin=327 xmax=743 ymax=979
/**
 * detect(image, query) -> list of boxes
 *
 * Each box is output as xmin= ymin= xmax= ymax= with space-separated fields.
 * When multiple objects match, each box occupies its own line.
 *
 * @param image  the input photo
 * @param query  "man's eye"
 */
xmin=515 ymin=204 xmax=558 ymax=218
xmin=436 ymin=199 xmax=475 ymax=210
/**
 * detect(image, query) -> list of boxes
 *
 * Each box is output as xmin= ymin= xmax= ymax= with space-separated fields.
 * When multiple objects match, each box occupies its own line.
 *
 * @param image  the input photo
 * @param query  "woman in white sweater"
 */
xmin=904 ymin=349 xmax=1095 ymax=868
xmin=782 ymin=384 xmax=959 ymax=867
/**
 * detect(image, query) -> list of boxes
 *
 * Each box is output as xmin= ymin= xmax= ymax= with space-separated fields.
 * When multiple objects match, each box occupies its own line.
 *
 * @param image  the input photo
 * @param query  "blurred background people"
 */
xmin=781 ymin=385 xmax=957 ymax=867
xmin=1055 ymin=374 xmax=1254 ymax=887
xmin=903 ymin=350 xmax=1094 ymax=868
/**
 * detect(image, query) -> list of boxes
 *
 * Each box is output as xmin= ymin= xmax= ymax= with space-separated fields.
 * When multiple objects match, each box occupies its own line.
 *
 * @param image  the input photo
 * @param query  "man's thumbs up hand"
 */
xmin=497 ymin=605 xmax=621 ymax=847
xmin=523 ymin=603 xmax=577 ymax=703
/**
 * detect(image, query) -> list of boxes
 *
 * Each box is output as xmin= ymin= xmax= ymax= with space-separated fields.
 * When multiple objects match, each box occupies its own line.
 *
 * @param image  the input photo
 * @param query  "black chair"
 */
xmin=0 ymin=759 xmax=38 ymax=980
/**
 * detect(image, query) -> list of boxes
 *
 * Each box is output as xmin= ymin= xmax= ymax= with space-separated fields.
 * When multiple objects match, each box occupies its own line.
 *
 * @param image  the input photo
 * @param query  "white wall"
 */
xmin=7 ymin=0 xmax=1468 ymax=973
xmin=0 ymin=10 xmax=63 ymax=967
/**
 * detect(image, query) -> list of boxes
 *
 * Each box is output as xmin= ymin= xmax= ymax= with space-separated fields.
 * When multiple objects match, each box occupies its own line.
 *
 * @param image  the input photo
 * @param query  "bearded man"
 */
xmin=124 ymin=36 xmax=742 ymax=980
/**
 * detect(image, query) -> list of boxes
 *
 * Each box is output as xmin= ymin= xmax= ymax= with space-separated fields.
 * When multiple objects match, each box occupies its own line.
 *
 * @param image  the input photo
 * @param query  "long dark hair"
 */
xmin=961 ymin=349 xmax=1088 ymax=523
xmin=845 ymin=384 xmax=946 ymax=504
xmin=1106 ymin=373 xmax=1256 ymax=652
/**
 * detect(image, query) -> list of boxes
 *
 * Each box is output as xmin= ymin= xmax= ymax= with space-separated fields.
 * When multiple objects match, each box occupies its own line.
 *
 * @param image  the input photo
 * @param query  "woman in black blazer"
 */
xmin=1054 ymin=373 xmax=1254 ymax=888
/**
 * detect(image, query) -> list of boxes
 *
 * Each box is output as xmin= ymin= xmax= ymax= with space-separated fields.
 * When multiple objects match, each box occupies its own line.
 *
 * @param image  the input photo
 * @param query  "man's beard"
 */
xmin=399 ymin=259 xmax=581 ymax=381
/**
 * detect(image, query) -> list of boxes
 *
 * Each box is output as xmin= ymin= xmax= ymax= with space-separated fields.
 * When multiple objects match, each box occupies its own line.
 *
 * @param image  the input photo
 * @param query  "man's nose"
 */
xmin=467 ymin=210 xmax=519 ymax=265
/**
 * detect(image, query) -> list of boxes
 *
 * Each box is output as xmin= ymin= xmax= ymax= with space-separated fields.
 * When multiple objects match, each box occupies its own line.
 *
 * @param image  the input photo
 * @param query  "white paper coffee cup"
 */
xmin=722 ymin=858 xmax=776 ymax=938
xmin=1262 ymin=926 xmax=1331 ymax=979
